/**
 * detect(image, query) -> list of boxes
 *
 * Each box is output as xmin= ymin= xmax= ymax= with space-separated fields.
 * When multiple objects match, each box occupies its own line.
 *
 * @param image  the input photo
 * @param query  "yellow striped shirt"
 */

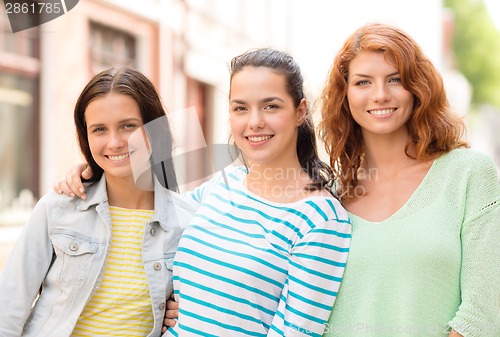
xmin=72 ymin=207 xmax=155 ymax=336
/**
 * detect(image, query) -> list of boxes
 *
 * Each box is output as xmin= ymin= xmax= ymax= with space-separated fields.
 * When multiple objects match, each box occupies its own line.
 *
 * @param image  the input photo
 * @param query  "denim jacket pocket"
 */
xmin=51 ymin=232 xmax=99 ymax=286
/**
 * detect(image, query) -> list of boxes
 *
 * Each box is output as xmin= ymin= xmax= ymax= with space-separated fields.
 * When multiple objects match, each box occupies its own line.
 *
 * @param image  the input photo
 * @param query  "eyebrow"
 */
xmin=351 ymin=71 xmax=400 ymax=78
xmin=230 ymin=96 xmax=285 ymax=104
xmin=87 ymin=117 xmax=142 ymax=129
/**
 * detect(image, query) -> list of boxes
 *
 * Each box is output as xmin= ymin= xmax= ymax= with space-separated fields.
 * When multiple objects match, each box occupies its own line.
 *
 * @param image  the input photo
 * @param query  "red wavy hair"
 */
xmin=318 ymin=23 xmax=468 ymax=200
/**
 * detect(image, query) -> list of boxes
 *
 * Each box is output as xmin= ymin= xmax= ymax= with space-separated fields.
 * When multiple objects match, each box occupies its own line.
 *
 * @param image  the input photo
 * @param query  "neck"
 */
xmin=245 ymin=158 xmax=312 ymax=202
xmin=361 ymin=129 xmax=417 ymax=172
xmin=247 ymin=157 xmax=305 ymax=183
xmin=105 ymin=171 xmax=155 ymax=210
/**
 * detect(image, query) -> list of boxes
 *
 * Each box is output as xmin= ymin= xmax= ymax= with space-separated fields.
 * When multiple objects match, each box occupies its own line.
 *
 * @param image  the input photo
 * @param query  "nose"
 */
xmin=249 ymin=109 xmax=265 ymax=129
xmin=108 ymin=131 xmax=126 ymax=150
xmin=372 ymin=83 xmax=390 ymax=102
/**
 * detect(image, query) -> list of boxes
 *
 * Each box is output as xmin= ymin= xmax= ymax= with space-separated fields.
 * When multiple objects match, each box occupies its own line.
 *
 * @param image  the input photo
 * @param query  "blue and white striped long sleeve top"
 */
xmin=165 ymin=166 xmax=351 ymax=337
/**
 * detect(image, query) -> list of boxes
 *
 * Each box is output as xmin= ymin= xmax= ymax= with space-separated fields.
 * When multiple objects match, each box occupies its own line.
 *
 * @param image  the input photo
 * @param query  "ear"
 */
xmin=296 ymin=98 xmax=307 ymax=126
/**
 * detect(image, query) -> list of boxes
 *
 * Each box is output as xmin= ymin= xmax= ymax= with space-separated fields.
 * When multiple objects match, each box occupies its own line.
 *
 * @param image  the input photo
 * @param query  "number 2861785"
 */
xmin=5 ymin=2 xmax=62 ymax=14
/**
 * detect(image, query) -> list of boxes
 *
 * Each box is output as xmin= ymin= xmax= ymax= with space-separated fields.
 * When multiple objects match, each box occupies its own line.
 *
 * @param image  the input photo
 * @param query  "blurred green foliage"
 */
xmin=444 ymin=0 xmax=500 ymax=109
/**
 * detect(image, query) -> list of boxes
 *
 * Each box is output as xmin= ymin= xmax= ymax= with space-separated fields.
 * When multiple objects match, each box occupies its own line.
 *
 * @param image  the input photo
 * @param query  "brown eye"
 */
xmin=264 ymin=104 xmax=279 ymax=110
xmin=355 ymin=80 xmax=370 ymax=86
xmin=233 ymin=106 xmax=247 ymax=112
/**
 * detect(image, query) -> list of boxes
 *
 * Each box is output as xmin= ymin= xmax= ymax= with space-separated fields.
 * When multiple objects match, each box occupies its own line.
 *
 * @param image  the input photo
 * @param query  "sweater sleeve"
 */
xmin=267 ymin=218 xmax=351 ymax=337
xmin=449 ymin=154 xmax=500 ymax=336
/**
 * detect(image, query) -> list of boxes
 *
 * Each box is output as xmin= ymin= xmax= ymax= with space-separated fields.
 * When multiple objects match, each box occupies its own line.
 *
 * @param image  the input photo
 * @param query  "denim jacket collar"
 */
xmin=75 ymin=173 xmax=195 ymax=231
xmin=76 ymin=175 xmax=108 ymax=211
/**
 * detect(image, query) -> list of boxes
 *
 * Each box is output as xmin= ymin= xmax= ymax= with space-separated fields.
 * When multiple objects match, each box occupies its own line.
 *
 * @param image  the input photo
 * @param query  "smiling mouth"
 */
xmin=368 ymin=108 xmax=396 ymax=116
xmin=107 ymin=153 xmax=131 ymax=161
xmin=247 ymin=135 xmax=273 ymax=142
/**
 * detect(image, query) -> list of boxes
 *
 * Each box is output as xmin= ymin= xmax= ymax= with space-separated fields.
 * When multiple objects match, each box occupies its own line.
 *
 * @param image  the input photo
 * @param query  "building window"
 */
xmin=0 ymin=72 xmax=38 ymax=215
xmin=89 ymin=22 xmax=137 ymax=73
xmin=0 ymin=2 xmax=40 ymax=226
xmin=181 ymin=78 xmax=214 ymax=190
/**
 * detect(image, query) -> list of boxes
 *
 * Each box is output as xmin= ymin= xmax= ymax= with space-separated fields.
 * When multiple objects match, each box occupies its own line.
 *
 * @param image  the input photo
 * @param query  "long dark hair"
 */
xmin=229 ymin=48 xmax=333 ymax=191
xmin=74 ymin=67 xmax=178 ymax=190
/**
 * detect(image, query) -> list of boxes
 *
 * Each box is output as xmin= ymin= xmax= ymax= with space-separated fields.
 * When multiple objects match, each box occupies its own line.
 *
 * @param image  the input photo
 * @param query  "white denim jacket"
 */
xmin=0 ymin=174 xmax=196 ymax=337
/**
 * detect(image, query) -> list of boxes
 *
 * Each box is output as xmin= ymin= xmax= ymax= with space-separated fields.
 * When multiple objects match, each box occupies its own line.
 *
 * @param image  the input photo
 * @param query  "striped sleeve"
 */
xmin=268 ymin=217 xmax=351 ymax=337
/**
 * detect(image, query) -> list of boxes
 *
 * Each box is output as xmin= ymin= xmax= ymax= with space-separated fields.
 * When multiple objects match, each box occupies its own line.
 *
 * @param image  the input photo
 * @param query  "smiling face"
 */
xmin=85 ymin=93 xmax=145 ymax=181
xmin=229 ymin=66 xmax=305 ymax=168
xmin=347 ymin=50 xmax=415 ymax=139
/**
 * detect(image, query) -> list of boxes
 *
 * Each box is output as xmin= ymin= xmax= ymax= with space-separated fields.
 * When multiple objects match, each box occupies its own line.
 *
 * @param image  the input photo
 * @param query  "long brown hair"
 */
xmin=74 ymin=67 xmax=177 ymax=189
xmin=318 ymin=23 xmax=468 ymax=200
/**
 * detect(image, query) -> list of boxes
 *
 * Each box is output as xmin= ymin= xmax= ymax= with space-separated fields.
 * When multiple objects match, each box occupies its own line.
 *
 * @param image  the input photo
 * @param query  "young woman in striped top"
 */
xmin=0 ymin=67 xmax=194 ymax=336
xmin=161 ymin=48 xmax=351 ymax=336
xmin=54 ymin=49 xmax=352 ymax=336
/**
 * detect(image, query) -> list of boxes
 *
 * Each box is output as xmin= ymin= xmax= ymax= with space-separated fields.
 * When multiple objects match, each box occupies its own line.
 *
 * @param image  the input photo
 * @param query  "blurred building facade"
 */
xmin=0 ymin=0 xmax=297 ymax=267
xmin=0 ymin=0 xmax=448 ymax=225
xmin=5 ymin=0 xmax=487 ymax=268
xmin=0 ymin=0 xmax=294 ymax=228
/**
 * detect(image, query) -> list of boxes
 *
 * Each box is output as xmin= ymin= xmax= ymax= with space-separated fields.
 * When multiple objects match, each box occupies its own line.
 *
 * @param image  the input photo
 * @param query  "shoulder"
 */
xmin=36 ymin=190 xmax=77 ymax=208
xmin=201 ymin=166 xmax=246 ymax=191
xmin=183 ymin=166 xmax=246 ymax=204
xmin=295 ymin=196 xmax=352 ymax=241
xmin=301 ymin=194 xmax=350 ymax=224
xmin=438 ymin=148 xmax=497 ymax=171
xmin=219 ymin=165 xmax=247 ymax=183
xmin=432 ymin=148 xmax=498 ymax=183
xmin=30 ymin=190 xmax=81 ymax=220
xmin=37 ymin=179 xmax=105 ymax=212
xmin=438 ymin=149 xmax=500 ymax=212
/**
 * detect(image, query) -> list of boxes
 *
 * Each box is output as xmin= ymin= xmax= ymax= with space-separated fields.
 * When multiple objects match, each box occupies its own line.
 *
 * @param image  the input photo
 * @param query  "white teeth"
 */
xmin=108 ymin=153 xmax=130 ymax=161
xmin=369 ymin=109 xmax=395 ymax=115
xmin=247 ymin=135 xmax=272 ymax=142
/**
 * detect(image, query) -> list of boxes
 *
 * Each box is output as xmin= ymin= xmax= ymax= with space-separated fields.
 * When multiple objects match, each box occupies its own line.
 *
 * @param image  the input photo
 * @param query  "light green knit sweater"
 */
xmin=323 ymin=149 xmax=500 ymax=337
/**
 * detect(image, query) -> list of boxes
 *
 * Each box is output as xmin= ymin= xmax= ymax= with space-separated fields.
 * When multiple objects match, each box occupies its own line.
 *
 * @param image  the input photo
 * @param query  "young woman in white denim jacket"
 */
xmin=0 ymin=67 xmax=195 ymax=337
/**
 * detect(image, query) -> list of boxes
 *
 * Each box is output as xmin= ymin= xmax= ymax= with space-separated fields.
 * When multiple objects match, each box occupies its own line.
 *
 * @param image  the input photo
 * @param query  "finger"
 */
xmin=70 ymin=163 xmax=87 ymax=193
xmin=65 ymin=171 xmax=78 ymax=198
xmin=67 ymin=164 xmax=88 ymax=199
xmin=163 ymin=318 xmax=177 ymax=328
xmin=82 ymin=165 xmax=93 ymax=180
xmin=52 ymin=180 xmax=63 ymax=194
xmin=57 ymin=178 xmax=76 ymax=197
xmin=165 ymin=308 xmax=179 ymax=319
xmin=166 ymin=300 xmax=179 ymax=310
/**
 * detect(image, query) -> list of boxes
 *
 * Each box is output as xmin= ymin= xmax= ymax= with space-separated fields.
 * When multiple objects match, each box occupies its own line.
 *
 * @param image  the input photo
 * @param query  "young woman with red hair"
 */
xmin=318 ymin=23 xmax=499 ymax=337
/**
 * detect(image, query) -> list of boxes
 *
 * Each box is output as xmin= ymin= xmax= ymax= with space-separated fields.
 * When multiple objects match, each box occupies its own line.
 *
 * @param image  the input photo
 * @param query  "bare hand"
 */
xmin=52 ymin=163 xmax=92 ymax=199
xmin=161 ymin=294 xmax=179 ymax=333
